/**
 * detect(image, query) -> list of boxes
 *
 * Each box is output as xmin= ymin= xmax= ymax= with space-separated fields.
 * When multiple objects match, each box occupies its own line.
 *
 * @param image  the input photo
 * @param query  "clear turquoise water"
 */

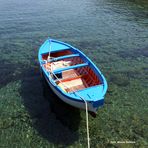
xmin=0 ymin=0 xmax=148 ymax=147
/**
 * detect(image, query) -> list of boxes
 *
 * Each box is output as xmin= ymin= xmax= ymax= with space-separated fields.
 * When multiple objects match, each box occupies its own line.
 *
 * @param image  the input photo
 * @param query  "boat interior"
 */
xmin=42 ymin=49 xmax=102 ymax=93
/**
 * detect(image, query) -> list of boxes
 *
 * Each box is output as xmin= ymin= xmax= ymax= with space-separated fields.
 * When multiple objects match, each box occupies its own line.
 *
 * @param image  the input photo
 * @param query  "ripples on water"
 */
xmin=0 ymin=0 xmax=147 ymax=147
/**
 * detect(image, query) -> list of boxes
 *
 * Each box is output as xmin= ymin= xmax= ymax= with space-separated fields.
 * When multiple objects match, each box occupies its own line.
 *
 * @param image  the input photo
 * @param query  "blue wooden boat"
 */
xmin=38 ymin=39 xmax=107 ymax=113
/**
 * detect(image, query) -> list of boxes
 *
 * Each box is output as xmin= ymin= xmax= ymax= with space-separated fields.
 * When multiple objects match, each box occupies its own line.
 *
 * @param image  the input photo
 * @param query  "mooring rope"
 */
xmin=47 ymin=39 xmax=90 ymax=148
xmin=48 ymin=39 xmax=52 ymax=60
xmin=48 ymin=65 xmax=90 ymax=148
xmin=74 ymin=91 xmax=90 ymax=148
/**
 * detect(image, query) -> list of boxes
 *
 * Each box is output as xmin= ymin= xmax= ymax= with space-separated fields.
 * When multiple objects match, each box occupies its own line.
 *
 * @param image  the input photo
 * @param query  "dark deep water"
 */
xmin=0 ymin=0 xmax=148 ymax=147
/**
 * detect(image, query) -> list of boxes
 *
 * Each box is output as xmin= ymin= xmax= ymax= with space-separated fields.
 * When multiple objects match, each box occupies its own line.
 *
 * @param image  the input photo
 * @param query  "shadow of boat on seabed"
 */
xmin=20 ymin=66 xmax=81 ymax=145
xmin=0 ymin=59 xmax=81 ymax=145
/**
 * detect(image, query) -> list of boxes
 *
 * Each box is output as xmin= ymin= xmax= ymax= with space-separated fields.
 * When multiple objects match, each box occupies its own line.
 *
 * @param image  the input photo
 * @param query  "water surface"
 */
xmin=0 ymin=0 xmax=148 ymax=147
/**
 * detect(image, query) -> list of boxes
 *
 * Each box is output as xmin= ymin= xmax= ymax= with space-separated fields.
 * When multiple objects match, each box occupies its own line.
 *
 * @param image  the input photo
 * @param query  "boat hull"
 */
xmin=38 ymin=39 xmax=107 ymax=113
